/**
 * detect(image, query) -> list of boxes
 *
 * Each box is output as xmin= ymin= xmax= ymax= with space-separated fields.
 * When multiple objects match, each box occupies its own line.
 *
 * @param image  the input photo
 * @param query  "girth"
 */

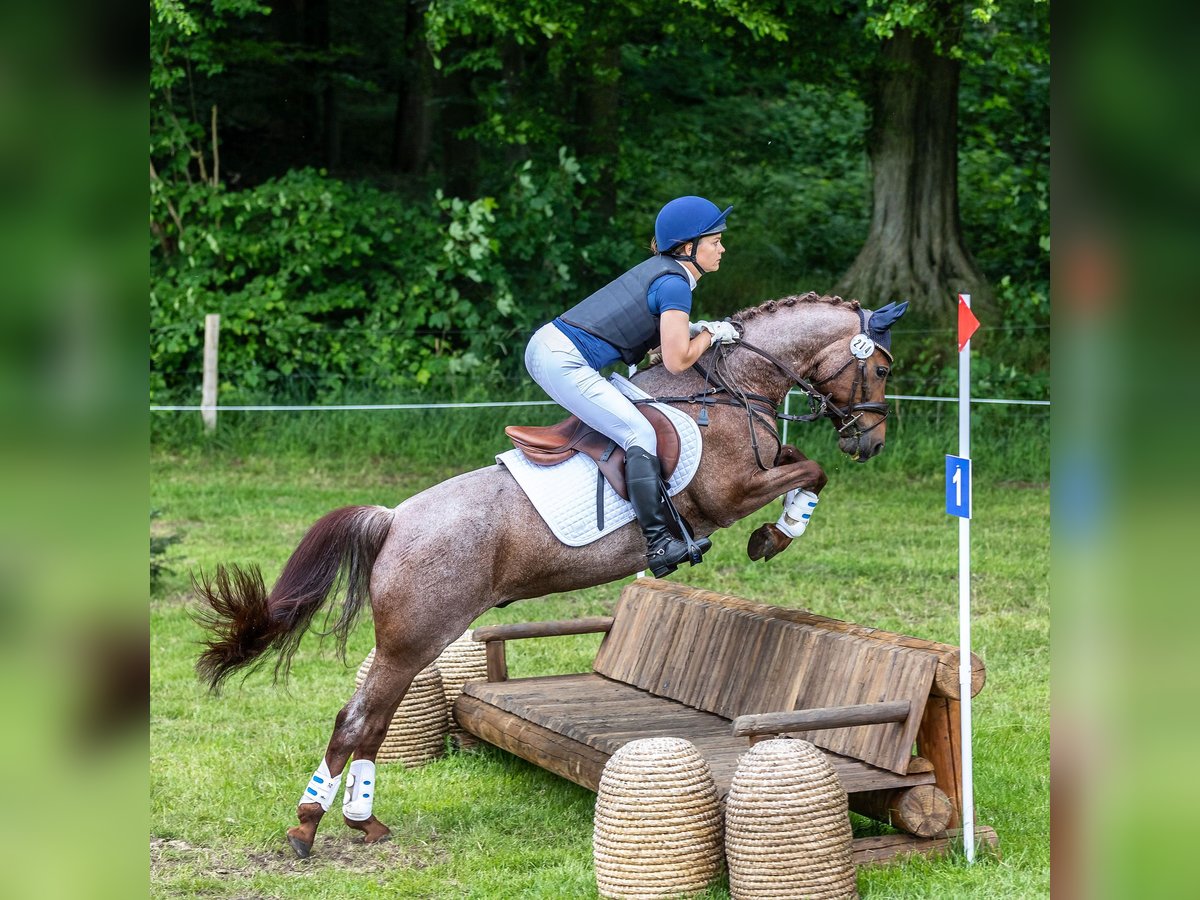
xmin=505 ymin=406 xmax=681 ymax=502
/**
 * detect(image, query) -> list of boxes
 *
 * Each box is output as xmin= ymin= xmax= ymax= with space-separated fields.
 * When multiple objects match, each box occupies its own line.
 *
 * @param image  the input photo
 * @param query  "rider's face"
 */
xmin=693 ymin=233 xmax=725 ymax=273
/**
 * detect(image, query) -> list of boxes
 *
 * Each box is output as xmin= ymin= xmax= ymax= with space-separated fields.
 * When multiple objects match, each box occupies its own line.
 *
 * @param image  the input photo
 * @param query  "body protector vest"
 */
xmin=560 ymin=256 xmax=690 ymax=365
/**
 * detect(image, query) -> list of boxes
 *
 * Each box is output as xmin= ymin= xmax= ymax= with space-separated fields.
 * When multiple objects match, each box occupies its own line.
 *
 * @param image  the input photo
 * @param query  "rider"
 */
xmin=524 ymin=196 xmax=740 ymax=576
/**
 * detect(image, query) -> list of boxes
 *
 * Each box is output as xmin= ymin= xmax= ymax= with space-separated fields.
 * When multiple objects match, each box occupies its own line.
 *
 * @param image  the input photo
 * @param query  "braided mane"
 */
xmin=730 ymin=292 xmax=861 ymax=324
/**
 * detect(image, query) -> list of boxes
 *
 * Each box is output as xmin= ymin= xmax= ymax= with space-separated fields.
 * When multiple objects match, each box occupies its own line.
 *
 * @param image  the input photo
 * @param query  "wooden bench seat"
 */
xmin=454 ymin=579 xmax=996 ymax=866
xmin=458 ymin=673 xmax=939 ymax=796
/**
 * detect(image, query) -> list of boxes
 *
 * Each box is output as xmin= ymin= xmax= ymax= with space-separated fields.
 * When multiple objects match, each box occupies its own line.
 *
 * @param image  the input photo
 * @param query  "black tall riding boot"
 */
xmin=625 ymin=446 xmax=711 ymax=577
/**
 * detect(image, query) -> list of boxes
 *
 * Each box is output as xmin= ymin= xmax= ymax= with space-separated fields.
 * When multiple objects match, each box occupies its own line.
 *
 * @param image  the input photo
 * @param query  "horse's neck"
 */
xmin=729 ymin=304 xmax=860 ymax=402
xmin=633 ymin=302 xmax=858 ymax=404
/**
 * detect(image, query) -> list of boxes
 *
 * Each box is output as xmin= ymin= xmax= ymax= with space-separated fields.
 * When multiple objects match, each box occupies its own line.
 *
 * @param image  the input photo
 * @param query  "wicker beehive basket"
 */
xmin=592 ymin=737 xmax=723 ymax=899
xmin=354 ymin=649 xmax=448 ymax=767
xmin=433 ymin=630 xmax=489 ymax=748
xmin=724 ymin=739 xmax=858 ymax=899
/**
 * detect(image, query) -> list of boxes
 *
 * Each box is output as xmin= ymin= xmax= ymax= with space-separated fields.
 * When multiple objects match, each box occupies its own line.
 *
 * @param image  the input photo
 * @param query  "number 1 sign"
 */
xmin=946 ymin=454 xmax=972 ymax=519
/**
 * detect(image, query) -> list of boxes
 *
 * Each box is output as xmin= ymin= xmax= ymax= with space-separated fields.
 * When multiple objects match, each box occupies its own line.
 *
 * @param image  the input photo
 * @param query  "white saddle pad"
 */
xmin=497 ymin=374 xmax=703 ymax=547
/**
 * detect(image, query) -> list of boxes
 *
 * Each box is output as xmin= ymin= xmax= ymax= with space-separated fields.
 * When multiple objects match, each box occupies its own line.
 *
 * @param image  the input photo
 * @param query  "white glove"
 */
xmin=703 ymin=320 xmax=740 ymax=344
xmin=688 ymin=320 xmax=709 ymax=338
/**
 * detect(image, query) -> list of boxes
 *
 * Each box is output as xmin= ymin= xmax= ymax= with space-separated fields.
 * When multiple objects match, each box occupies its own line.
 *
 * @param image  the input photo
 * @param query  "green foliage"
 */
xmin=150 ymin=508 xmax=183 ymax=588
xmin=151 ymin=147 xmax=609 ymax=402
xmin=148 ymin=0 xmax=1049 ymax=406
xmin=151 ymin=169 xmax=530 ymax=401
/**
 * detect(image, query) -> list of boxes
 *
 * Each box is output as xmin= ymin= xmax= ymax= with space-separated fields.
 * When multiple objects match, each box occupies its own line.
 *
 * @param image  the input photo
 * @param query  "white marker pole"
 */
xmin=958 ymin=294 xmax=976 ymax=863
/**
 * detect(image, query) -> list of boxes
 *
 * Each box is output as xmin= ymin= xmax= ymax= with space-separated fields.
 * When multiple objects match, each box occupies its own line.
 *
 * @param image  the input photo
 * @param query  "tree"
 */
xmin=830 ymin=0 xmax=1048 ymax=320
xmin=834 ymin=1 xmax=982 ymax=319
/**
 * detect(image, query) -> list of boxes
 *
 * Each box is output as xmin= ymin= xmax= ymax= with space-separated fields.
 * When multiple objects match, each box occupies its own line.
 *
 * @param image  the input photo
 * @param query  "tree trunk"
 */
xmin=578 ymin=42 xmax=621 ymax=221
xmin=836 ymin=7 xmax=987 ymax=320
xmin=438 ymin=64 xmax=479 ymax=198
xmin=392 ymin=0 xmax=433 ymax=175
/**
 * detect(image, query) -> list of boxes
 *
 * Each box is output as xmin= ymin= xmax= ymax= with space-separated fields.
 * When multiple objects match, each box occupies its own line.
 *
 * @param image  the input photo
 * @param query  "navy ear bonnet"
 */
xmin=865 ymin=301 xmax=909 ymax=355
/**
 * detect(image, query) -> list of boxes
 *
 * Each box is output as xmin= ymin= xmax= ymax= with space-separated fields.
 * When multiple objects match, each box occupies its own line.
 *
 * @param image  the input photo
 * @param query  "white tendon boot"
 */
xmin=300 ymin=759 xmax=343 ymax=811
xmin=342 ymin=759 xmax=376 ymax=822
xmin=776 ymin=489 xmax=819 ymax=539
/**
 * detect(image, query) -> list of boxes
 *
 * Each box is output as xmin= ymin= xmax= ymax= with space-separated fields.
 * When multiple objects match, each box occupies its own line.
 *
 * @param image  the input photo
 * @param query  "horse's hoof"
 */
xmin=345 ymin=814 xmax=391 ymax=844
xmin=747 ymin=523 xmax=790 ymax=561
xmin=286 ymin=829 xmax=313 ymax=859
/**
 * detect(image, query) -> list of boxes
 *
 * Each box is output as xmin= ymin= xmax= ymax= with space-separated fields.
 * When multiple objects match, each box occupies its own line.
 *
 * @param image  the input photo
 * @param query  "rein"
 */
xmin=638 ymin=310 xmax=890 ymax=470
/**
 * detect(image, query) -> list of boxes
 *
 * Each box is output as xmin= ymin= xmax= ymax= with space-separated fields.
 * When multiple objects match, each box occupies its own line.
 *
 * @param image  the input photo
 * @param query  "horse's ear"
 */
xmin=867 ymin=301 xmax=909 ymax=355
xmin=868 ymin=301 xmax=909 ymax=334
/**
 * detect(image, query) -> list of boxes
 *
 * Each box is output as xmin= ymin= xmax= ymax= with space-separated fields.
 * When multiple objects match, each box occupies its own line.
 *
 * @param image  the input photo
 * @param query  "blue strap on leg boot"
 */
xmin=625 ymin=446 xmax=711 ymax=577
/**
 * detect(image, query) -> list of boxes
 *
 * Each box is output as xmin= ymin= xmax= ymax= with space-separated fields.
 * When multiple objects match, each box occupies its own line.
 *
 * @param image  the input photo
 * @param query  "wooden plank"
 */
xmin=714 ymin=613 xmax=771 ymax=718
xmin=887 ymin=647 xmax=938 ymax=773
xmin=485 ymin=641 xmax=507 ymax=682
xmin=731 ymin=701 xmax=911 ymax=737
xmin=916 ymin=696 xmax=964 ymax=828
xmin=473 ymin=617 xmax=613 ymax=643
xmin=790 ymin=638 xmax=937 ymax=775
xmin=454 ymin=694 xmax=609 ymax=791
xmin=851 ymin=826 xmax=998 ymax=867
xmin=849 ymin=643 xmax=904 ymax=769
xmin=636 ymin=593 xmax=687 ymax=691
xmin=628 ymin=579 xmax=984 ymax=698
xmin=593 ymin=590 xmax=646 ymax=683
xmin=462 ymin=674 xmax=937 ymax=796
xmin=593 ymin=589 xmax=644 ymax=683
xmin=674 ymin=601 xmax=724 ymax=709
xmin=652 ymin=598 xmax=704 ymax=699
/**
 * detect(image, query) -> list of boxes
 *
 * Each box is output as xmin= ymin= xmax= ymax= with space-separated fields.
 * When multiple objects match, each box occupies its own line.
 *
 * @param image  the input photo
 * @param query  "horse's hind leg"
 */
xmin=338 ymin=651 xmax=424 ymax=845
xmin=286 ymin=647 xmax=423 ymax=857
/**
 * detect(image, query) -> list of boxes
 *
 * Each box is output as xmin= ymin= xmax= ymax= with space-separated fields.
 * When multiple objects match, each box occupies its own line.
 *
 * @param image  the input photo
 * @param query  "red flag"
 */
xmin=958 ymin=295 xmax=980 ymax=352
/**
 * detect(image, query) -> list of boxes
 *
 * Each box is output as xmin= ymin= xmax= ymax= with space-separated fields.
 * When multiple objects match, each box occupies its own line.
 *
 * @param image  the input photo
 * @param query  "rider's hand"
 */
xmin=688 ymin=321 xmax=709 ymax=339
xmin=704 ymin=320 xmax=740 ymax=344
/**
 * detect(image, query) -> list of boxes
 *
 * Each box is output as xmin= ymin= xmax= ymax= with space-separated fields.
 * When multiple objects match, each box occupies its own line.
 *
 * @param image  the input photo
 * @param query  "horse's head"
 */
xmin=808 ymin=301 xmax=908 ymax=462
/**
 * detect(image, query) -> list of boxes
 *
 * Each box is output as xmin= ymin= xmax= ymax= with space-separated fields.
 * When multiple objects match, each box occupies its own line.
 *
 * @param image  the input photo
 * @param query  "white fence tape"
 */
xmin=150 ymin=393 xmax=1048 ymax=412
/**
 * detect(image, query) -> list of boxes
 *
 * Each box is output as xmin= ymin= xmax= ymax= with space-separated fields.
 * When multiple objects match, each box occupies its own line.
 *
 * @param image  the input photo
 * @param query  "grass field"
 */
xmin=150 ymin=420 xmax=1048 ymax=899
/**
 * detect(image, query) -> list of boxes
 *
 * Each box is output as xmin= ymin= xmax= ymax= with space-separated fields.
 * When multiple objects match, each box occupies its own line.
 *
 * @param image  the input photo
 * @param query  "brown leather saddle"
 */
xmin=505 ymin=406 xmax=681 ymax=502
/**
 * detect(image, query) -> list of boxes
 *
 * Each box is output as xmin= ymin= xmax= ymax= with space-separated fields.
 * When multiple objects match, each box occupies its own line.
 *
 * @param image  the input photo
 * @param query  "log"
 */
xmin=731 ymin=701 xmax=911 ymax=738
xmin=485 ymin=642 xmax=508 ymax=683
xmin=850 ymin=825 xmax=999 ymax=867
xmin=916 ymin=696 xmax=963 ymax=828
xmin=472 ymin=617 xmax=614 ymax=643
xmin=849 ymin=783 xmax=954 ymax=837
xmin=454 ymin=694 xmax=608 ymax=791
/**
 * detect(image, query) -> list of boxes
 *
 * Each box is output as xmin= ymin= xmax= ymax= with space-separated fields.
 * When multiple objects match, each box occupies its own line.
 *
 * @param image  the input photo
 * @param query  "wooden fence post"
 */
xmin=202 ymin=314 xmax=220 ymax=432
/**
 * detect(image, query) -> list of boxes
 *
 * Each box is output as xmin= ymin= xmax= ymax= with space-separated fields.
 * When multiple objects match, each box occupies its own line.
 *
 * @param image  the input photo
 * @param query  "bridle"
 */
xmin=638 ymin=307 xmax=891 ymax=470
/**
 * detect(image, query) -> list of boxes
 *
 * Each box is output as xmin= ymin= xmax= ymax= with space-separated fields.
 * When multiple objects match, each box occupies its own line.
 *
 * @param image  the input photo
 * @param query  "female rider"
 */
xmin=524 ymin=196 xmax=740 ymax=576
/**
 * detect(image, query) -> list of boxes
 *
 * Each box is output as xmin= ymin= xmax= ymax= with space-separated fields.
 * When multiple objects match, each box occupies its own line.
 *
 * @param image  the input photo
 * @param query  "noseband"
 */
xmin=639 ymin=307 xmax=890 ymax=470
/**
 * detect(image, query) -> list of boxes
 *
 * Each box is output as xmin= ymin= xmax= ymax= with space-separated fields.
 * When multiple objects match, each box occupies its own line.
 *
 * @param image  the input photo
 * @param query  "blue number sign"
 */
xmin=946 ymin=455 xmax=972 ymax=519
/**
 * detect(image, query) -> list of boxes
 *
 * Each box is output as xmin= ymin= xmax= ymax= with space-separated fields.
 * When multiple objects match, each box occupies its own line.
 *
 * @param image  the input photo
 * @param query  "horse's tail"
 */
xmin=193 ymin=505 xmax=396 ymax=693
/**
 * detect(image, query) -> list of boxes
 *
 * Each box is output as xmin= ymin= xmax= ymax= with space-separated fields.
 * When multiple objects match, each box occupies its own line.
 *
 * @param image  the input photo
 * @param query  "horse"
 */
xmin=193 ymin=291 xmax=908 ymax=858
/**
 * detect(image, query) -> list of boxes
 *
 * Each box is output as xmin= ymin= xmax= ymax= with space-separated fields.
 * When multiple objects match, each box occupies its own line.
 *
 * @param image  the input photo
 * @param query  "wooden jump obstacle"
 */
xmin=454 ymin=579 xmax=998 ymax=866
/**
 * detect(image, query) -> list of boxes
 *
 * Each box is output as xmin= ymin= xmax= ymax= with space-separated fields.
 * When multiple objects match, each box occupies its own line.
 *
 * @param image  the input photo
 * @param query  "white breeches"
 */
xmin=524 ymin=323 xmax=657 ymax=454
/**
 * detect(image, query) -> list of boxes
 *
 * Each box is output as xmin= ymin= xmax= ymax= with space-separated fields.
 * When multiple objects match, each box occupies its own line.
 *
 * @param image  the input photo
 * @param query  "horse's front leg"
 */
xmin=739 ymin=446 xmax=828 ymax=562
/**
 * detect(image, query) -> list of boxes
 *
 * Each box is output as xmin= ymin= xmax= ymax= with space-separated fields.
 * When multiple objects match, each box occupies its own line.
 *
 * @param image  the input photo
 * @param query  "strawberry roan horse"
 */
xmin=194 ymin=292 xmax=907 ymax=858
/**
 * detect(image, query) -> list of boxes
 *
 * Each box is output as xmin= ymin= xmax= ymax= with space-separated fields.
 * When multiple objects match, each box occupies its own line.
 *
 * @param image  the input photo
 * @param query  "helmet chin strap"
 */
xmin=669 ymin=241 xmax=706 ymax=275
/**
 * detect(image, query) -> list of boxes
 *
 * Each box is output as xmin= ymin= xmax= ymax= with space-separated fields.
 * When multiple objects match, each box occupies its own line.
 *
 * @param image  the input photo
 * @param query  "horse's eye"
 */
xmin=876 ymin=366 xmax=889 ymax=378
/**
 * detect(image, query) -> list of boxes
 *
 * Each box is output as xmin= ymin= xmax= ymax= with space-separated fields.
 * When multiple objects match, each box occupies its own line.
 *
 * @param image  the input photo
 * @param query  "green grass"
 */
xmin=150 ymin=425 xmax=1048 ymax=898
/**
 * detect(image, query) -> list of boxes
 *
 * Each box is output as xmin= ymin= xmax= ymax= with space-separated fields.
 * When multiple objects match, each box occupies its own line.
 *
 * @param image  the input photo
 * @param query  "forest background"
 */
xmin=149 ymin=0 xmax=1049 ymax=409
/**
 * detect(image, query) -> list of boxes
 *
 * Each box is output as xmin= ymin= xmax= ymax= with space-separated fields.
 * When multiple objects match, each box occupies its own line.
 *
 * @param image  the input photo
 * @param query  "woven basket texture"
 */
xmin=434 ymin=631 xmax=489 ymax=748
xmin=354 ymin=649 xmax=448 ymax=767
xmin=725 ymin=739 xmax=858 ymax=899
xmin=592 ymin=737 xmax=723 ymax=899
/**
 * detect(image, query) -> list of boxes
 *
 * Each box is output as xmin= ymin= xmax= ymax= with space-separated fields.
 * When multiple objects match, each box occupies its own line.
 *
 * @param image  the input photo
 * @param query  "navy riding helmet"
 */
xmin=654 ymin=196 xmax=732 ymax=273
